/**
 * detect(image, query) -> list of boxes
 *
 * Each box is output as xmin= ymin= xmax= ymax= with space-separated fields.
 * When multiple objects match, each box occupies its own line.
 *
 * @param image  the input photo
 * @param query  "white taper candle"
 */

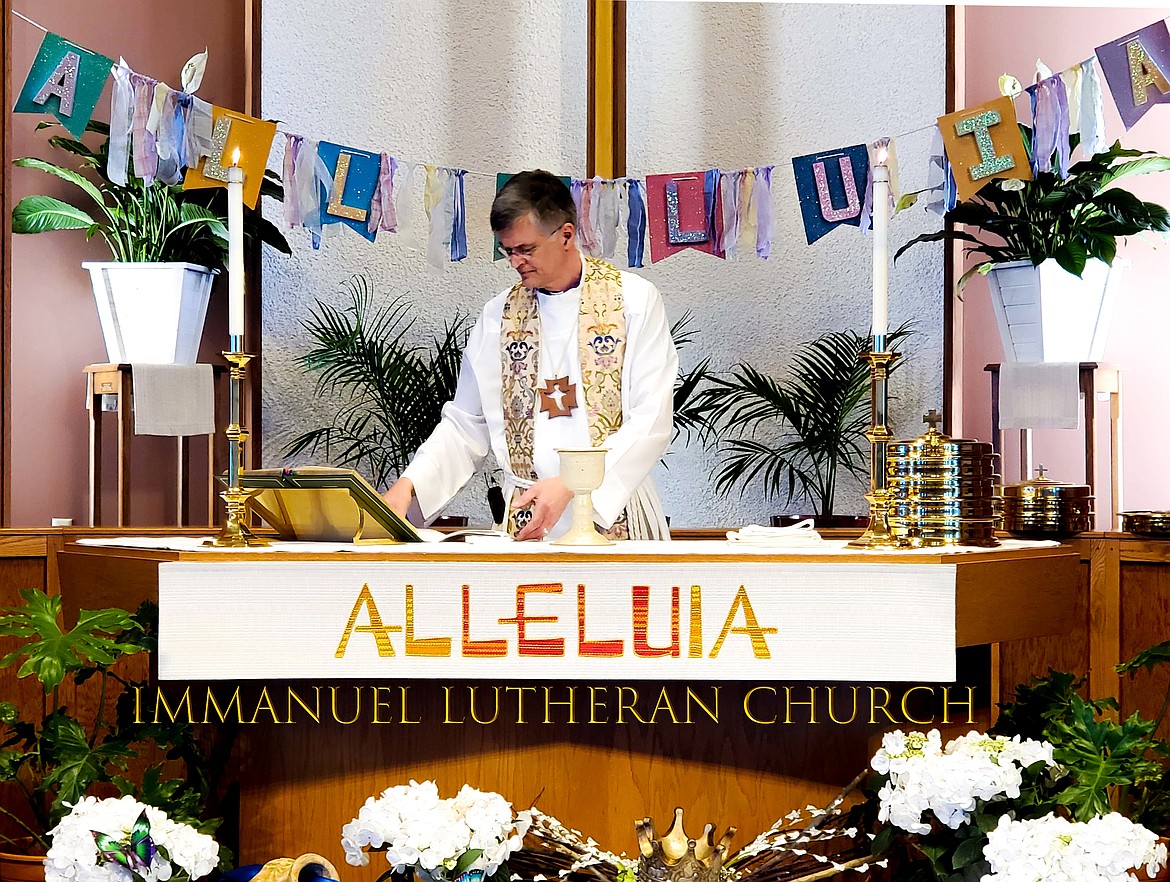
xmin=227 ymin=148 xmax=245 ymax=339
xmin=872 ymin=159 xmax=890 ymax=348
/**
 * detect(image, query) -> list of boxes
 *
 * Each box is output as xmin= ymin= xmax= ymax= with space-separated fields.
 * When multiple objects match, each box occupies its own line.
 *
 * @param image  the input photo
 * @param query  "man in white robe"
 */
xmin=382 ymin=171 xmax=677 ymax=540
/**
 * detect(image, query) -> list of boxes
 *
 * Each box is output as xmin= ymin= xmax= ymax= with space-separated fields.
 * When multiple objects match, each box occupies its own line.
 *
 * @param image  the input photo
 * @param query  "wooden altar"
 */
xmin=45 ymin=535 xmax=1084 ymax=872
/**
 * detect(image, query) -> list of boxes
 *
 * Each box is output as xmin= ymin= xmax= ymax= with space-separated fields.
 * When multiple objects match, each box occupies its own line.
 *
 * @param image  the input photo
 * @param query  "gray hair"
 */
xmin=490 ymin=170 xmax=577 ymax=233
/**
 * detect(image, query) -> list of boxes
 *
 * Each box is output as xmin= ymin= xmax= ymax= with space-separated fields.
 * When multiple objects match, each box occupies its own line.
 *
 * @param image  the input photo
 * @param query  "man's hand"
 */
xmin=514 ymin=477 xmax=574 ymax=541
xmin=382 ymin=477 xmax=415 ymax=517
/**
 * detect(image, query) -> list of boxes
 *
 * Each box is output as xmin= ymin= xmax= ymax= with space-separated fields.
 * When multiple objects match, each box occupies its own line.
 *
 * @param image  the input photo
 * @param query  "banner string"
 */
xmin=4 ymin=7 xmax=1142 ymax=192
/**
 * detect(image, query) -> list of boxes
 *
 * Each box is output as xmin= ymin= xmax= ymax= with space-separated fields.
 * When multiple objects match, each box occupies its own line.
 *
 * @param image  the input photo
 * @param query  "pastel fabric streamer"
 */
xmin=1028 ymin=73 xmax=1071 ymax=178
xmin=129 ymin=72 xmax=158 ymax=183
xmin=719 ymin=170 xmax=743 ymax=258
xmin=754 ymin=165 xmax=775 ymax=259
xmin=367 ymin=153 xmax=398 ymax=234
xmin=739 ymin=170 xmax=758 ymax=256
xmin=704 ymin=169 xmax=723 ymax=258
xmin=107 ymin=60 xmax=134 ymax=186
xmin=283 ymin=133 xmax=303 ymax=230
xmin=1080 ymin=58 xmax=1108 ymax=156
xmin=13 ymin=31 xmax=114 ymax=138
xmin=395 ymin=163 xmax=420 ymax=251
xmin=152 ymin=88 xmax=185 ymax=185
xmin=450 ymin=169 xmax=467 ymax=262
xmin=292 ymin=137 xmax=333 ymax=248
xmin=1063 ymin=63 xmax=1083 ymax=135
xmin=626 ymin=179 xmax=647 ymax=268
xmin=599 ymin=180 xmax=619 ymax=259
xmin=183 ymin=97 xmax=215 ymax=174
xmin=424 ymin=166 xmax=455 ymax=270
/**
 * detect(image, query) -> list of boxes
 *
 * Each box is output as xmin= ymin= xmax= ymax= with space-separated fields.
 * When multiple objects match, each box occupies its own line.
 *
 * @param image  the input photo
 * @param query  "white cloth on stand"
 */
xmin=1000 ymin=362 xmax=1080 ymax=429
xmin=131 ymin=364 xmax=215 ymax=436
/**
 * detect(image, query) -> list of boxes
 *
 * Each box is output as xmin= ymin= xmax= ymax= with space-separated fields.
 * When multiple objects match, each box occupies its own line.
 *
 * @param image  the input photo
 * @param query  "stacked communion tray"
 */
xmin=887 ymin=413 xmax=1000 ymax=548
xmin=999 ymin=467 xmax=1094 ymax=538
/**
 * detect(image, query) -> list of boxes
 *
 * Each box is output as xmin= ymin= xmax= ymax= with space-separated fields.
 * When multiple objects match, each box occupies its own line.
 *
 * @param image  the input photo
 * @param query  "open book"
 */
xmin=239 ymin=467 xmax=508 ymax=544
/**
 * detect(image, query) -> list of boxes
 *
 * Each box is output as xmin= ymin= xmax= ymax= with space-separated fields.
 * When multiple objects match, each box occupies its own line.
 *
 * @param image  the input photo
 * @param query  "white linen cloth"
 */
xmin=131 ymin=363 xmax=215 ymax=436
xmin=402 ymin=262 xmax=678 ymax=539
xmin=726 ymin=520 xmax=825 ymax=547
xmin=1000 ymin=362 xmax=1080 ymax=430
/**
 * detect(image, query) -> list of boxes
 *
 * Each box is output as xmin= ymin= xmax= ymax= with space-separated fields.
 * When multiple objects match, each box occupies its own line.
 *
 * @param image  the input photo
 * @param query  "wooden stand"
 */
xmin=85 ymin=364 xmax=227 ymax=527
xmin=985 ymin=362 xmax=1123 ymax=526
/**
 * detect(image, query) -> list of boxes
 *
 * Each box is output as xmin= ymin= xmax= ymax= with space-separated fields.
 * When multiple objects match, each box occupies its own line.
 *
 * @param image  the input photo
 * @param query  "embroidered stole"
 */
xmin=500 ymin=257 xmax=629 ymax=538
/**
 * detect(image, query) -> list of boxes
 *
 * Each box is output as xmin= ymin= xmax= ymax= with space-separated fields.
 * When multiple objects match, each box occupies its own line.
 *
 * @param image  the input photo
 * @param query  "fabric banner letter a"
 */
xmin=14 ymin=32 xmax=113 ymax=138
xmin=1096 ymin=21 xmax=1170 ymax=130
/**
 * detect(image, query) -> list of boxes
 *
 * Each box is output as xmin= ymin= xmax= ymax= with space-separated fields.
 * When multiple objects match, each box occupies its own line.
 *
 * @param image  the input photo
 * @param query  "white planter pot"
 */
xmin=83 ymin=262 xmax=217 ymax=364
xmin=985 ymin=258 xmax=1128 ymax=362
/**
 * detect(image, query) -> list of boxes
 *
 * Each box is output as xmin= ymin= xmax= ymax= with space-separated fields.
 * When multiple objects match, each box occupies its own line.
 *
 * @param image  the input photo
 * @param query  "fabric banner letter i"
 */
xmin=182 ymin=108 xmax=277 ymax=208
xmin=316 ymin=142 xmax=380 ymax=242
xmin=937 ymin=95 xmax=1031 ymax=203
xmin=792 ymin=145 xmax=868 ymax=245
xmin=14 ymin=32 xmax=113 ymax=138
xmin=1096 ymin=20 xmax=1170 ymax=130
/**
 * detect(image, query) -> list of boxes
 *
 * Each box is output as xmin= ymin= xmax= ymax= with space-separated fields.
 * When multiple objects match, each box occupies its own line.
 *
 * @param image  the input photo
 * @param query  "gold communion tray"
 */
xmin=1119 ymin=511 xmax=1170 ymax=536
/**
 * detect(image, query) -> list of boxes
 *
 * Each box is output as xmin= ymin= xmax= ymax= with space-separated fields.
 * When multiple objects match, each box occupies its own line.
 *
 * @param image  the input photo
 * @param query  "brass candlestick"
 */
xmin=209 ymin=342 xmax=269 ymax=547
xmin=849 ymin=344 xmax=904 ymax=549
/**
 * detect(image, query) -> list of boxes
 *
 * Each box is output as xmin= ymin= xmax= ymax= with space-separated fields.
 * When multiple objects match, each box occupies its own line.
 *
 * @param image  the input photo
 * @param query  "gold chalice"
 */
xmin=551 ymin=447 xmax=612 ymax=546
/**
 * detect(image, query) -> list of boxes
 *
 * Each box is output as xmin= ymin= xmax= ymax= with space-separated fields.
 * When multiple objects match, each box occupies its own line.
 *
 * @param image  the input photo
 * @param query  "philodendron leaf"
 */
xmin=1117 ymin=639 xmax=1170 ymax=675
xmin=452 ymin=849 xmax=484 ymax=877
xmin=12 ymin=195 xmax=96 ymax=234
xmin=39 ymin=709 xmax=133 ymax=811
xmin=0 ymin=588 xmax=142 ymax=691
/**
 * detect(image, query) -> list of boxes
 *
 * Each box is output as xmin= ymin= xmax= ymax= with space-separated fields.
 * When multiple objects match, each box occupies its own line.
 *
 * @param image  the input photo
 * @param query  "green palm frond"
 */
xmin=699 ymin=326 xmax=912 ymax=517
xmin=286 ymin=275 xmax=473 ymax=490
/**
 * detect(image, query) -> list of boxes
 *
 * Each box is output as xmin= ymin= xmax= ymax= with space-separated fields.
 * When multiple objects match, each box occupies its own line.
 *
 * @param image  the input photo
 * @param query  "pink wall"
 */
xmin=960 ymin=6 xmax=1170 ymax=521
xmin=7 ymin=1 xmax=244 ymax=526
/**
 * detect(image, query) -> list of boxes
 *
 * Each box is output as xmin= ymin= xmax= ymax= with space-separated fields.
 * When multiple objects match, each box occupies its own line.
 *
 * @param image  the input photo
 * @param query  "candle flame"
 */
xmin=877 ymin=146 xmax=889 ymax=165
xmin=231 ymin=147 xmax=241 ymax=166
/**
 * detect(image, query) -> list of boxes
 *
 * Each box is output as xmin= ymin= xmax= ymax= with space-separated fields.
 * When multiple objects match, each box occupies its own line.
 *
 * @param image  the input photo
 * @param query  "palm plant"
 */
xmin=287 ymin=281 xmax=717 ymax=488
xmin=896 ymin=130 xmax=1170 ymax=288
xmin=11 ymin=119 xmax=289 ymax=269
xmin=285 ymin=275 xmax=471 ymax=490
xmin=698 ymin=327 xmax=912 ymax=518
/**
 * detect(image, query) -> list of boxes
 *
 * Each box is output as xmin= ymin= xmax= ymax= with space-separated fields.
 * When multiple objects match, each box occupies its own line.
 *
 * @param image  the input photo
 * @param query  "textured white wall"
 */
xmin=261 ymin=1 xmax=945 ymax=527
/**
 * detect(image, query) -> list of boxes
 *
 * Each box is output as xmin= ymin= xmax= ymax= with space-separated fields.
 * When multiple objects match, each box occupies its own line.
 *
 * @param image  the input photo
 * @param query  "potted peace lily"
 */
xmin=896 ymin=127 xmax=1170 ymax=362
xmin=12 ymin=101 xmax=288 ymax=363
xmin=0 ymin=589 xmax=224 ymax=873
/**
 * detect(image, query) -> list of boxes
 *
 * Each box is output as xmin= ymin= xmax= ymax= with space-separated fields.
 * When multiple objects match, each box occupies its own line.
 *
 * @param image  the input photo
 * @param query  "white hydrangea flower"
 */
xmin=341 ymin=781 xmax=529 ymax=880
xmin=982 ymin=812 xmax=1167 ymax=882
xmin=45 ymin=795 xmax=219 ymax=882
xmin=870 ymin=730 xmax=1056 ymax=834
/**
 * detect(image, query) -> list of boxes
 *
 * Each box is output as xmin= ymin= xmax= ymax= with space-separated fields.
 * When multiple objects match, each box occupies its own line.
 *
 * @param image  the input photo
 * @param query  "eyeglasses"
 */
xmin=498 ymin=227 xmax=562 ymax=260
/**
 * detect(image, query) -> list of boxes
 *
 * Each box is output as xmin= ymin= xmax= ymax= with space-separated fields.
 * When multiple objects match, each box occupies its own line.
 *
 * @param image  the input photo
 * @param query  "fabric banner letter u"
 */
xmin=792 ymin=145 xmax=868 ymax=244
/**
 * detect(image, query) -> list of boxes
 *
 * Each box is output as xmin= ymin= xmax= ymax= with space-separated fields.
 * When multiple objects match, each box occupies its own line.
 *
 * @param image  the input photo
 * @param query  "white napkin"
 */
xmin=132 ymin=364 xmax=215 ymax=436
xmin=726 ymin=519 xmax=824 ymax=547
xmin=1000 ymin=362 xmax=1080 ymax=430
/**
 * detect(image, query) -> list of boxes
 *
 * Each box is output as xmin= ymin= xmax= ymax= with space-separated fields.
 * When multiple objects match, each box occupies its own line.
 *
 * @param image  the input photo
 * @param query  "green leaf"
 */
xmin=871 ymin=824 xmax=897 ymax=855
xmin=11 ymin=195 xmax=96 ymax=234
xmin=1053 ymin=240 xmax=1088 ymax=278
xmin=1117 ymin=639 xmax=1170 ymax=674
xmin=1099 ymin=156 xmax=1170 ymax=189
xmin=952 ymin=836 xmax=986 ymax=869
xmin=452 ymin=849 xmax=483 ymax=877
xmin=12 ymin=156 xmax=108 ymax=212
xmin=0 ymin=588 xmax=142 ymax=691
xmin=40 ymin=709 xmax=133 ymax=811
